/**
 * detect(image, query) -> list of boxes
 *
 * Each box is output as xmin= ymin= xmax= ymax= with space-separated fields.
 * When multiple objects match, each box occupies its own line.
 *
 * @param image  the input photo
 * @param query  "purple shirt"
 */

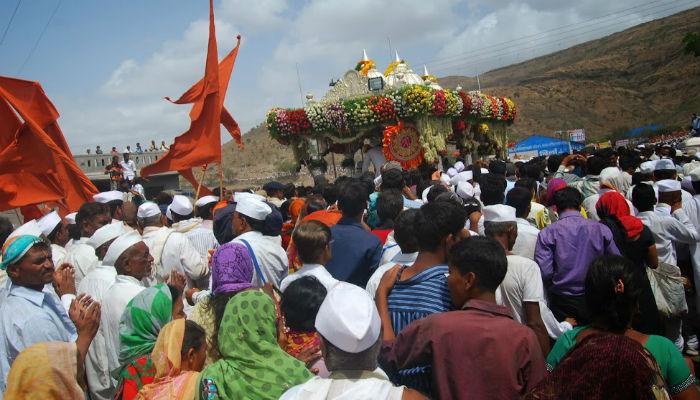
xmin=535 ymin=210 xmax=619 ymax=296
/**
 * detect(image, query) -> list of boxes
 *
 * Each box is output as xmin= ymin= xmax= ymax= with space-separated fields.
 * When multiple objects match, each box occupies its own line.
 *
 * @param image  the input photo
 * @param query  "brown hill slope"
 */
xmin=221 ymin=7 xmax=700 ymax=177
xmin=440 ymin=7 xmax=700 ymax=140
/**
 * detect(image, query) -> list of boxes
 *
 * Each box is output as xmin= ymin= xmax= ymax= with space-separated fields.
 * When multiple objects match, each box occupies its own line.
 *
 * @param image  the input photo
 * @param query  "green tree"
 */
xmin=683 ymin=32 xmax=700 ymax=57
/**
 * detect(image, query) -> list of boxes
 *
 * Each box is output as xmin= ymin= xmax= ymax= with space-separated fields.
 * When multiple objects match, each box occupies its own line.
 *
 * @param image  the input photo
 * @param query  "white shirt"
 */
xmin=362 ymin=146 xmax=386 ymax=177
xmin=366 ymin=251 xmax=419 ymax=299
xmin=51 ymin=243 xmax=67 ymax=267
xmin=512 ymin=218 xmax=539 ymax=260
xmin=379 ymin=232 xmax=401 ymax=266
xmin=280 ymin=368 xmax=404 ymax=400
xmin=497 ymin=255 xmax=544 ymax=323
xmin=233 ymin=230 xmax=288 ymax=289
xmin=101 ymin=275 xmax=145 ymax=377
xmin=141 ymin=226 xmax=209 ymax=288
xmin=638 ymin=208 xmax=700 ymax=265
xmin=133 ymin=183 xmax=145 ymax=198
xmin=63 ymin=238 xmax=99 ymax=288
xmin=172 ymin=218 xmax=219 ymax=260
xmin=78 ymin=264 xmax=118 ymax=400
xmin=280 ymin=264 xmax=339 ymax=292
xmin=120 ymin=160 xmax=136 ymax=179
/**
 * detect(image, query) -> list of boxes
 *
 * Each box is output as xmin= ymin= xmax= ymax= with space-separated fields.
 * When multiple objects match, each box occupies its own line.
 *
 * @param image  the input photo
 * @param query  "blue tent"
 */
xmin=509 ymin=135 xmax=584 ymax=158
xmin=626 ymin=125 xmax=662 ymax=138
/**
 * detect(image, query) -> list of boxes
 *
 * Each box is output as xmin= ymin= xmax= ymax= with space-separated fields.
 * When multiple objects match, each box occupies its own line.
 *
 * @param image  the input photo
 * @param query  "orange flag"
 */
xmin=0 ymin=76 xmax=98 ymax=214
xmin=141 ymin=0 xmax=241 ymax=193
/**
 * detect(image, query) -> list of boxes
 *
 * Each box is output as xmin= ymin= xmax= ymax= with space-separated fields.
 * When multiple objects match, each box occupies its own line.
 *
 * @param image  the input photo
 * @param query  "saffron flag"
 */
xmin=0 ymin=76 xmax=98 ymax=214
xmin=141 ymin=0 xmax=241 ymax=194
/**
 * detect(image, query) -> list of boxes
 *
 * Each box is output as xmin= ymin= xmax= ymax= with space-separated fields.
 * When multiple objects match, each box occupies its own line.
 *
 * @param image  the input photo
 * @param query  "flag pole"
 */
xmin=218 ymin=163 xmax=224 ymax=199
xmin=195 ymin=164 xmax=208 ymax=199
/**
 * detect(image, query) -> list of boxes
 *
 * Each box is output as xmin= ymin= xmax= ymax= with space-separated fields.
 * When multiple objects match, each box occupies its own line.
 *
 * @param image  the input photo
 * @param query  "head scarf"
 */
xmin=545 ymin=178 xmax=567 ymax=208
xmin=213 ymin=203 xmax=235 ymax=245
xmin=0 ymin=235 xmax=44 ymax=270
xmin=599 ymin=167 xmax=629 ymax=193
xmin=596 ymin=191 xmax=644 ymax=238
xmin=117 ymin=283 xmax=175 ymax=388
xmin=525 ymin=334 xmax=664 ymax=400
xmin=211 ymin=242 xmax=254 ymax=296
xmin=135 ymin=319 xmax=201 ymax=400
xmin=4 ymin=342 xmax=82 ymax=400
xmin=199 ymin=291 xmax=312 ymax=400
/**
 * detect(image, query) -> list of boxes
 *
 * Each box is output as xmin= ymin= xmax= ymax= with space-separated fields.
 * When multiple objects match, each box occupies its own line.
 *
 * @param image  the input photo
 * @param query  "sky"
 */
xmin=1 ymin=0 xmax=698 ymax=153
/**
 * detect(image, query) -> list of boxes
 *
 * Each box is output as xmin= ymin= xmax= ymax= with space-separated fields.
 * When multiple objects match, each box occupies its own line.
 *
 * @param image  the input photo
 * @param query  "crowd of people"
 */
xmin=4 ymin=140 xmax=700 ymax=399
xmin=85 ymin=140 xmax=171 ymax=156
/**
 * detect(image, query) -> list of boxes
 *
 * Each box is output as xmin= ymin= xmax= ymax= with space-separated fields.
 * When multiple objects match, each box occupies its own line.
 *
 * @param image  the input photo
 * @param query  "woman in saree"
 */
xmin=135 ymin=319 xmax=207 ymax=400
xmin=189 ymin=242 xmax=255 ymax=366
xmin=4 ymin=342 xmax=84 ymax=399
xmin=116 ymin=283 xmax=185 ymax=400
xmin=198 ymin=290 xmax=313 ymax=399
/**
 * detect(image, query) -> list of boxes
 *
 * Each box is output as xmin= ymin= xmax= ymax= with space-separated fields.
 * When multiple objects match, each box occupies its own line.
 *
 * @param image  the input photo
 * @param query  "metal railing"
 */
xmin=74 ymin=151 xmax=165 ymax=176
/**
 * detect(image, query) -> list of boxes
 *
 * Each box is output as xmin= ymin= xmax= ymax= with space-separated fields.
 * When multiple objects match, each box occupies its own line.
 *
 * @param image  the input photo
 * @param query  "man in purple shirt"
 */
xmin=535 ymin=187 xmax=619 ymax=324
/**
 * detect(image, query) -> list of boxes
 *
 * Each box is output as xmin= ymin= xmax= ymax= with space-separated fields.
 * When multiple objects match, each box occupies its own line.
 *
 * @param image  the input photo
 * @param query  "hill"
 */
xmin=439 ymin=7 xmax=700 ymax=140
xmin=220 ymin=7 xmax=700 ymax=177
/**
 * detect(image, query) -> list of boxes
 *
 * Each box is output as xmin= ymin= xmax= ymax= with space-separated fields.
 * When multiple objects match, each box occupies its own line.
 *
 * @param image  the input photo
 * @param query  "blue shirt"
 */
xmin=326 ymin=218 xmax=382 ymax=287
xmin=0 ymin=281 xmax=77 ymax=394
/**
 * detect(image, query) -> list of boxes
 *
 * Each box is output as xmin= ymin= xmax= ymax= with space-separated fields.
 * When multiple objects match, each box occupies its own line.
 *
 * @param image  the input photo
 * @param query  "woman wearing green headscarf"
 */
xmin=198 ymin=290 xmax=313 ymax=400
xmin=116 ymin=283 xmax=185 ymax=400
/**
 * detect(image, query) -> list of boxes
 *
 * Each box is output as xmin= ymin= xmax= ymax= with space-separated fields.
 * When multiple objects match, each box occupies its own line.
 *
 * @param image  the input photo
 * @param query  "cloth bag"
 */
xmin=646 ymin=263 xmax=688 ymax=317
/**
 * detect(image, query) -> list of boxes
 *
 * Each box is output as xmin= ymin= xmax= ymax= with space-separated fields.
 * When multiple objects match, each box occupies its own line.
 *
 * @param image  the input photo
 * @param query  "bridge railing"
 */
xmin=74 ymin=151 xmax=166 ymax=175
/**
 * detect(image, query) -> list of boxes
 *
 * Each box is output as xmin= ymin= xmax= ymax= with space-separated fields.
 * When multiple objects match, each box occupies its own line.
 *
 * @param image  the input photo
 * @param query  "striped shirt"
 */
xmin=387 ymin=264 xmax=452 ymax=395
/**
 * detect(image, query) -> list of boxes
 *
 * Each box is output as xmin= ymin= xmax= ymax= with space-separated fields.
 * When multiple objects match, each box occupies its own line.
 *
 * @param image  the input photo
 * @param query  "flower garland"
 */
xmin=355 ymin=60 xmax=376 ymax=77
xmin=382 ymin=122 xmax=424 ymax=170
xmin=266 ymin=85 xmax=515 ymax=140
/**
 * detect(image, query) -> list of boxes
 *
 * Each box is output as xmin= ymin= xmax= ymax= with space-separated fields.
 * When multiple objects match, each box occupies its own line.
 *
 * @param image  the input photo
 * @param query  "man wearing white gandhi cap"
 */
xmin=138 ymin=198 xmax=209 ymax=290
xmin=80 ymin=222 xmax=124 ymax=400
xmin=37 ymin=210 xmax=70 ymax=267
xmin=482 ymin=205 xmax=553 ymax=353
xmin=93 ymin=190 xmax=125 ymax=222
xmin=170 ymin=195 xmax=219 ymax=262
xmin=232 ymin=194 xmax=289 ymax=289
xmin=100 ymin=230 xmax=152 ymax=393
xmin=280 ymin=283 xmax=417 ymax=400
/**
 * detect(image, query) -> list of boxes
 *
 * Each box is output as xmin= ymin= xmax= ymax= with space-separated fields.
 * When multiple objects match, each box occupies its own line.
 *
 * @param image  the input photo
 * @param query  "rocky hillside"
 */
xmin=439 ymin=7 xmax=700 ymax=140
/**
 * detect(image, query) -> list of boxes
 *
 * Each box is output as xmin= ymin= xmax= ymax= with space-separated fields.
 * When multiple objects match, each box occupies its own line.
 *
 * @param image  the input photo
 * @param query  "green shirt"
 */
xmin=546 ymin=325 xmax=695 ymax=395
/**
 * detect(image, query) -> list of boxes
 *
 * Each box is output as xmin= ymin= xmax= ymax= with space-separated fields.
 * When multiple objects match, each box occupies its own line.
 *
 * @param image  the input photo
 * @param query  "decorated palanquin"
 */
xmin=266 ymin=50 xmax=516 ymax=171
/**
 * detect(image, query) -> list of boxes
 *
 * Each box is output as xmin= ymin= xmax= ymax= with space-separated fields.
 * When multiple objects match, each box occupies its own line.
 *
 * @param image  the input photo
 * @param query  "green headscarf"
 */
xmin=198 ymin=290 xmax=312 ymax=400
xmin=116 ymin=283 xmax=174 ymax=386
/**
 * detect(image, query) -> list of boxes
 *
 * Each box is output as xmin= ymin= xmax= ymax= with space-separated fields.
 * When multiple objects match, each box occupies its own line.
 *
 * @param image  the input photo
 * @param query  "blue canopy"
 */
xmin=509 ymin=135 xmax=584 ymax=157
xmin=626 ymin=125 xmax=662 ymax=138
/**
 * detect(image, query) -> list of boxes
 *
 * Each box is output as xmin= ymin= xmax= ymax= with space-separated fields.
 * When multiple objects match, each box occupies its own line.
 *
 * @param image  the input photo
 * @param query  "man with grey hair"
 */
xmin=483 ymin=204 xmax=551 ymax=356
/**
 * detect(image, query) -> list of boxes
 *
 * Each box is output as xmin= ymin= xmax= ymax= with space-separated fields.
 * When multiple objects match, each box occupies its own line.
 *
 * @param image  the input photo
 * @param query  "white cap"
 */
xmin=449 ymin=172 xmax=468 ymax=187
xmin=456 ymin=181 xmax=475 ymax=199
xmin=165 ymin=205 xmax=172 ymax=221
xmin=439 ymin=174 xmax=451 ymax=186
xmin=453 ymin=161 xmax=465 ymax=173
xmin=236 ymin=197 xmax=271 ymax=220
xmin=447 ymin=167 xmax=458 ymax=178
xmin=7 ymin=220 xmax=42 ymax=242
xmin=65 ymin=212 xmax=77 ymax=225
xmin=87 ymin=222 xmax=124 ymax=250
xmin=169 ymin=195 xmax=193 ymax=216
xmin=676 ymin=150 xmax=683 ymax=157
xmin=480 ymin=168 xmax=489 ymax=174
xmin=103 ymin=230 xmax=142 ymax=266
xmin=315 ymin=282 xmax=381 ymax=353
xmin=195 ymin=195 xmax=219 ymax=207
xmin=93 ymin=190 xmax=124 ymax=203
xmin=639 ymin=161 xmax=656 ymax=174
xmin=657 ymin=179 xmax=681 ymax=193
xmin=37 ymin=211 xmax=61 ymax=236
xmin=233 ymin=192 xmax=266 ymax=202
xmin=421 ymin=186 xmax=432 ymax=203
xmin=655 ymin=159 xmax=675 ymax=171
xmin=137 ymin=202 xmax=161 ymax=218
xmin=482 ymin=204 xmax=517 ymax=223
xmin=690 ymin=167 xmax=700 ymax=183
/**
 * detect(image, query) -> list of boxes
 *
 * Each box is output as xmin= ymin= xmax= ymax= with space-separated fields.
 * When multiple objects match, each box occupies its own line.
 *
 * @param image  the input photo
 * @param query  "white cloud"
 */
xmin=220 ymin=0 xmax=288 ymax=33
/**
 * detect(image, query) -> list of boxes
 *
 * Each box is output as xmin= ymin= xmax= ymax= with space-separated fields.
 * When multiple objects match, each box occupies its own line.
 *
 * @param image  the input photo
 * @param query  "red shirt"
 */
xmin=371 ymin=228 xmax=393 ymax=245
xmin=379 ymin=299 xmax=545 ymax=399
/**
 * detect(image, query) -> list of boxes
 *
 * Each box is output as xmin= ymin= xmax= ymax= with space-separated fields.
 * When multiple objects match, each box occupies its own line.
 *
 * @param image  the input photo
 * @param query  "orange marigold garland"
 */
xmin=382 ymin=122 xmax=424 ymax=170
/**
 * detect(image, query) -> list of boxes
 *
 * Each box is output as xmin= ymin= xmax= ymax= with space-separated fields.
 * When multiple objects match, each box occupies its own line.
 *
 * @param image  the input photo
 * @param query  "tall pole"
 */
xmin=295 ymin=63 xmax=304 ymax=107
